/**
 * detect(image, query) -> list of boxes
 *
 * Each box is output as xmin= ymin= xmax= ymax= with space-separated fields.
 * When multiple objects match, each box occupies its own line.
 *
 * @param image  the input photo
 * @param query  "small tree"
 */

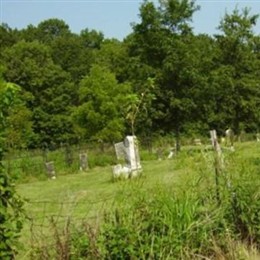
xmin=125 ymin=77 xmax=155 ymax=136
xmin=73 ymin=65 xmax=132 ymax=143
xmin=0 ymin=76 xmax=24 ymax=258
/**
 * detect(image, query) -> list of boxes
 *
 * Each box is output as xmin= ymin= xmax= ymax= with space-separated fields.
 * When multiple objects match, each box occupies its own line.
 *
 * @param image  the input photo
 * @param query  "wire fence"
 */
xmin=3 ymin=142 xmax=119 ymax=182
xmin=4 ymin=133 xmax=258 ymax=183
xmin=20 ymin=195 xmax=117 ymax=250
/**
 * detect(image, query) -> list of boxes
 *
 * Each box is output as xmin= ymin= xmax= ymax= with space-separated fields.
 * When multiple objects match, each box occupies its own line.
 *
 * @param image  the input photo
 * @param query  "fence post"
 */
xmin=210 ymin=130 xmax=222 ymax=205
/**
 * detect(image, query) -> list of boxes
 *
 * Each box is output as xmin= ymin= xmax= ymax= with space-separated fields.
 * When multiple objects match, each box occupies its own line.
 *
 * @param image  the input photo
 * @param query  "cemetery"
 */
xmin=2 ymin=132 xmax=257 ymax=259
xmin=1 ymin=0 xmax=260 ymax=258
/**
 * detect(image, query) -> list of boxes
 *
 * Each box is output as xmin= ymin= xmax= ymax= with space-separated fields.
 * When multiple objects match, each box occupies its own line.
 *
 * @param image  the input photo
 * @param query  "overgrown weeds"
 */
xmin=23 ymin=142 xmax=260 ymax=259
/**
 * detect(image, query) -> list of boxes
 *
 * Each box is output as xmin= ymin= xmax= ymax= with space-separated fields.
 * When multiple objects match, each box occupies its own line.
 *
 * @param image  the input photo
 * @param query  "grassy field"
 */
xmin=16 ymin=141 xmax=260 ymax=259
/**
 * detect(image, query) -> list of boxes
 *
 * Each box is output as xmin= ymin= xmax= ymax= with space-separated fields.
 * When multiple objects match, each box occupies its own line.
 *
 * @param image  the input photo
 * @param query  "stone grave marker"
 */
xmin=124 ymin=136 xmax=142 ymax=174
xmin=113 ymin=135 xmax=142 ymax=179
xmin=45 ymin=161 xmax=56 ymax=179
xmin=79 ymin=153 xmax=88 ymax=171
xmin=114 ymin=142 xmax=125 ymax=160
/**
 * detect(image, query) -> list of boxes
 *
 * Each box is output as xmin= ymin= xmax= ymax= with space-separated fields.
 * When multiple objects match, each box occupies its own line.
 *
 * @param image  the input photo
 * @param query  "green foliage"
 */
xmin=2 ymin=40 xmax=77 ymax=147
xmin=0 ymin=78 xmax=24 ymax=258
xmin=213 ymin=8 xmax=260 ymax=133
xmin=0 ymin=24 xmax=18 ymax=60
xmin=95 ymin=39 xmax=130 ymax=83
xmin=1 ymin=1 xmax=260 ymax=154
xmin=15 ymin=141 xmax=260 ymax=259
xmin=125 ymin=77 xmax=155 ymax=136
xmin=36 ymin=18 xmax=71 ymax=44
xmin=223 ymin=158 xmax=260 ymax=244
xmin=51 ymin=33 xmax=95 ymax=83
xmin=73 ymin=65 xmax=132 ymax=142
xmin=0 ymin=78 xmax=20 ymax=149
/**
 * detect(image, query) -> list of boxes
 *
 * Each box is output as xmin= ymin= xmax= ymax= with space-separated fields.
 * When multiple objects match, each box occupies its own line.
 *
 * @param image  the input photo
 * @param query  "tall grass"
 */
xmin=25 ymin=142 xmax=260 ymax=259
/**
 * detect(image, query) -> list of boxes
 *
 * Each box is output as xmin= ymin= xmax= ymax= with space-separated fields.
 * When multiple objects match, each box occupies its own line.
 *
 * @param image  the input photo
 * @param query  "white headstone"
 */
xmin=124 ymin=136 xmax=142 ymax=172
xmin=112 ymin=135 xmax=142 ymax=179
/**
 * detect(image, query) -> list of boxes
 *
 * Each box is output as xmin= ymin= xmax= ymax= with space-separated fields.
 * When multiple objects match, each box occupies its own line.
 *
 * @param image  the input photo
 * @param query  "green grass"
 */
xmin=17 ymin=158 xmax=182 ymax=225
xmin=15 ymin=141 xmax=260 ymax=259
xmin=16 ymin=150 xmax=188 ymax=259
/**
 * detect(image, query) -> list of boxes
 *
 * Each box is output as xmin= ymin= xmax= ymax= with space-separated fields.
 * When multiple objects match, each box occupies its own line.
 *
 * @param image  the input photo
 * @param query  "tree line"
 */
xmin=1 ymin=0 xmax=260 ymax=150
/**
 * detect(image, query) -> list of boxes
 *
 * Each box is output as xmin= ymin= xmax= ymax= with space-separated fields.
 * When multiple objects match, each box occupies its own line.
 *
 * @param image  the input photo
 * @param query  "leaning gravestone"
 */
xmin=79 ymin=153 xmax=88 ymax=171
xmin=113 ymin=136 xmax=142 ymax=179
xmin=114 ymin=142 xmax=125 ymax=160
xmin=45 ymin=161 xmax=56 ymax=179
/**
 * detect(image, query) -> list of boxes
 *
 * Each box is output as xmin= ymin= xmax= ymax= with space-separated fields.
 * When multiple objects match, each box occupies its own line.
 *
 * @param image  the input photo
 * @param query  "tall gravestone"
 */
xmin=124 ymin=136 xmax=142 ymax=173
xmin=113 ymin=136 xmax=142 ymax=179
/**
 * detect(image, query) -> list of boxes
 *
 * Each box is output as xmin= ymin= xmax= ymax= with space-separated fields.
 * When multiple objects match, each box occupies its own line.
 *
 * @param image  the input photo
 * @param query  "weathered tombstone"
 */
xmin=113 ymin=136 xmax=142 ymax=179
xmin=45 ymin=161 xmax=56 ymax=179
xmin=79 ymin=153 xmax=88 ymax=171
xmin=225 ymin=128 xmax=234 ymax=150
xmin=114 ymin=142 xmax=125 ymax=160
xmin=124 ymin=136 xmax=142 ymax=175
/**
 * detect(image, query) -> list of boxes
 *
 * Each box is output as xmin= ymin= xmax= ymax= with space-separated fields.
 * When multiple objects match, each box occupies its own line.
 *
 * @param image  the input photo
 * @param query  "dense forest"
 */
xmin=1 ymin=0 xmax=260 ymax=150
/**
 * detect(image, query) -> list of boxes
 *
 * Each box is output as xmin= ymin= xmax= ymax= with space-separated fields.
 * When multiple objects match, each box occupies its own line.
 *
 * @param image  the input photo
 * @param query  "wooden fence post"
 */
xmin=210 ymin=130 xmax=223 ymax=204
